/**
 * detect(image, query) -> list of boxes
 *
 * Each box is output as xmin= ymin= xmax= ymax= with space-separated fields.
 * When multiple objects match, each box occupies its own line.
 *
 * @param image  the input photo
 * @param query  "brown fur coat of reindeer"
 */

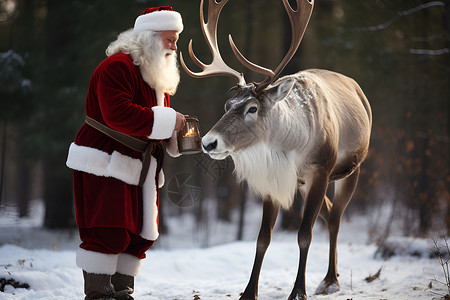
xmin=180 ymin=0 xmax=372 ymax=299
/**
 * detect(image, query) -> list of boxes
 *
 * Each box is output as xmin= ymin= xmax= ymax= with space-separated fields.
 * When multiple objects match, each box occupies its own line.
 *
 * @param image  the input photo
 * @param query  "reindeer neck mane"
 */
xmin=231 ymin=142 xmax=298 ymax=209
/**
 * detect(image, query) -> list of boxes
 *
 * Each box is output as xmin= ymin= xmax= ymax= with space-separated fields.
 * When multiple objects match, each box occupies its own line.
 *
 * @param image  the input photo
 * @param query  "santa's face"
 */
xmin=160 ymin=30 xmax=179 ymax=54
xmin=139 ymin=30 xmax=181 ymax=96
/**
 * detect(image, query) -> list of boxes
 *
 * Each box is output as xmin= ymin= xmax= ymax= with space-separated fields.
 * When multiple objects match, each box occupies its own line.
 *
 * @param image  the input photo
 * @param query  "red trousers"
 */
xmin=79 ymin=227 xmax=154 ymax=259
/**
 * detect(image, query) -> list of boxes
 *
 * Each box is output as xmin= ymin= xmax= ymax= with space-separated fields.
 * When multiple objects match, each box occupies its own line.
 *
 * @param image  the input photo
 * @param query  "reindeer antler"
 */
xmin=181 ymin=0 xmax=314 ymax=94
xmin=234 ymin=0 xmax=314 ymax=94
xmin=180 ymin=0 xmax=246 ymax=86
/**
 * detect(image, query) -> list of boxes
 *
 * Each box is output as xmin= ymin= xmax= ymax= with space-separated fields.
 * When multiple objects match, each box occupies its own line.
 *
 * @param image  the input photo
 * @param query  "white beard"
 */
xmin=140 ymin=40 xmax=181 ymax=100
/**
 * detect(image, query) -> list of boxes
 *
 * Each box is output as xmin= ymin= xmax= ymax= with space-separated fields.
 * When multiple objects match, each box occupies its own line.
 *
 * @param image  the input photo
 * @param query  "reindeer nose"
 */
xmin=203 ymin=140 xmax=217 ymax=152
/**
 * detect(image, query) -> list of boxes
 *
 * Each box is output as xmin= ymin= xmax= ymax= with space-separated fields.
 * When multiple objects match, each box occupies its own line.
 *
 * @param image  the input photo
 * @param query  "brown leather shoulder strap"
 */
xmin=85 ymin=116 xmax=147 ymax=153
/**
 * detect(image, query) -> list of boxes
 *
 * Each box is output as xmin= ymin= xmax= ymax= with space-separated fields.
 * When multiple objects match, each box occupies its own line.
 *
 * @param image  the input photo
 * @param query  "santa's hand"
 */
xmin=174 ymin=112 xmax=186 ymax=132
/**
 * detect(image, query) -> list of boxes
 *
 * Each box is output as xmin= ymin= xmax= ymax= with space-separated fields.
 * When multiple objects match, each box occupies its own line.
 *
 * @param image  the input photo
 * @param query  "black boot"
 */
xmin=83 ymin=271 xmax=115 ymax=300
xmin=111 ymin=273 xmax=134 ymax=300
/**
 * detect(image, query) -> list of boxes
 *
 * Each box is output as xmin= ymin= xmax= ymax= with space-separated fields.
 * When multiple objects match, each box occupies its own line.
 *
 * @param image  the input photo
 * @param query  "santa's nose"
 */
xmin=169 ymin=42 xmax=177 ymax=51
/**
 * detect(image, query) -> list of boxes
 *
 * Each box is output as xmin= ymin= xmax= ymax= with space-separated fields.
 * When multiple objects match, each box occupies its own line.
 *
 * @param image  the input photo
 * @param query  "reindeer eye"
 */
xmin=247 ymin=106 xmax=257 ymax=114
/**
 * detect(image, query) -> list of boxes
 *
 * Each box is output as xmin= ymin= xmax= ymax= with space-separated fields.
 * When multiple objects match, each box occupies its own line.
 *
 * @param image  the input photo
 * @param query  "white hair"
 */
xmin=232 ymin=142 xmax=298 ymax=209
xmin=105 ymin=29 xmax=180 ymax=96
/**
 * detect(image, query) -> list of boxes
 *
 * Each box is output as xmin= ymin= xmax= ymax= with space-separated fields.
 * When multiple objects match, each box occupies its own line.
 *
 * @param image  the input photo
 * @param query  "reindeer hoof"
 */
xmin=287 ymin=289 xmax=307 ymax=300
xmin=314 ymin=279 xmax=340 ymax=295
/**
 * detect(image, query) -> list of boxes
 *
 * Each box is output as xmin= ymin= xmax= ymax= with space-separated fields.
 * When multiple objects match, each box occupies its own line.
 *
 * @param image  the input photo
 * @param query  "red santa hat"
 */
xmin=134 ymin=6 xmax=183 ymax=33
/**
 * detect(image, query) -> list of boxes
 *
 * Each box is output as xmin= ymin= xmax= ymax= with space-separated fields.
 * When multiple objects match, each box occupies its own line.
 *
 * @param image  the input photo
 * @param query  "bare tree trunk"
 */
xmin=237 ymin=183 xmax=247 ymax=241
xmin=0 ymin=120 xmax=6 ymax=206
xmin=17 ymin=160 xmax=31 ymax=217
xmin=417 ymin=137 xmax=431 ymax=235
xmin=445 ymin=0 xmax=450 ymax=234
xmin=43 ymin=157 xmax=75 ymax=228
xmin=41 ymin=0 xmax=75 ymax=228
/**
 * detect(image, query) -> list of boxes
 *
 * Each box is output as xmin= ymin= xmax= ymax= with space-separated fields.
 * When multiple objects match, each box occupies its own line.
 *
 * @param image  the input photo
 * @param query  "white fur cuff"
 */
xmin=76 ymin=248 xmax=118 ymax=275
xmin=116 ymin=253 xmax=143 ymax=277
xmin=148 ymin=106 xmax=176 ymax=140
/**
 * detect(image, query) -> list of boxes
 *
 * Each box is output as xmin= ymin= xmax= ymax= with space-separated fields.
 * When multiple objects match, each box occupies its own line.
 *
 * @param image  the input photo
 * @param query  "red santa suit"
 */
xmin=66 ymin=7 xmax=184 ymax=300
xmin=66 ymin=52 xmax=180 ymax=276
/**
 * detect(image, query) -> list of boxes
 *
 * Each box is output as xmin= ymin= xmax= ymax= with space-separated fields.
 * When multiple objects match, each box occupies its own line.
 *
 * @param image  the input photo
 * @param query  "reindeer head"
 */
xmin=180 ymin=0 xmax=314 ymax=159
xmin=203 ymin=80 xmax=299 ymax=159
xmin=203 ymin=85 xmax=262 ymax=159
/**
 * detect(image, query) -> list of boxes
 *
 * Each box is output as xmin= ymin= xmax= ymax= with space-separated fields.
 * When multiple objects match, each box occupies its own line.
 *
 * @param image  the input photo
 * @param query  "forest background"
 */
xmin=0 ymin=0 xmax=449 ymax=246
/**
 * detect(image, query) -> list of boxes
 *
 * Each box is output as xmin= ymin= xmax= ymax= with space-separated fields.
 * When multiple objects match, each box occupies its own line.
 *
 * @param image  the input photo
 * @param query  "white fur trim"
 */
xmin=148 ymin=106 xmax=176 ymax=140
xmin=166 ymin=131 xmax=181 ymax=158
xmin=116 ymin=253 xmax=143 ymax=277
xmin=108 ymin=151 xmax=142 ymax=185
xmin=140 ymin=158 xmax=159 ymax=240
xmin=66 ymin=143 xmax=141 ymax=185
xmin=76 ymin=248 xmax=118 ymax=275
xmin=67 ymin=143 xmax=161 ymax=240
xmin=158 ymin=170 xmax=165 ymax=188
xmin=134 ymin=10 xmax=183 ymax=33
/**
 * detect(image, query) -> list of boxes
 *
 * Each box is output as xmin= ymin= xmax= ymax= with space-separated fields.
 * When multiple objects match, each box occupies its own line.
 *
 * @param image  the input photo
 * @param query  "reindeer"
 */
xmin=180 ymin=0 xmax=372 ymax=299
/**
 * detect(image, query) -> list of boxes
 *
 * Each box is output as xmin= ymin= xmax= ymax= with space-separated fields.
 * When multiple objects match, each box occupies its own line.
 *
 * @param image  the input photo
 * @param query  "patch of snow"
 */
xmin=0 ymin=199 xmax=447 ymax=299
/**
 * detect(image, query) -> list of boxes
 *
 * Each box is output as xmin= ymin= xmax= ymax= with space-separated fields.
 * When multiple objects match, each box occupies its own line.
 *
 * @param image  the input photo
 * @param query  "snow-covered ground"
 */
xmin=0 ymin=199 xmax=448 ymax=300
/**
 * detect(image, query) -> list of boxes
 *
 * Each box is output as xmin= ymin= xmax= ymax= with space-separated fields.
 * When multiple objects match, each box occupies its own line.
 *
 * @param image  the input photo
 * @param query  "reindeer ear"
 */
xmin=263 ymin=78 xmax=295 ymax=104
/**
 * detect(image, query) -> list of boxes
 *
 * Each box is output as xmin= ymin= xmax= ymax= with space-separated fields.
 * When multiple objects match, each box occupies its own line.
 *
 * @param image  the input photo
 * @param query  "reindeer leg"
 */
xmin=288 ymin=173 xmax=329 ymax=300
xmin=318 ymin=195 xmax=332 ymax=223
xmin=315 ymin=167 xmax=360 ymax=295
xmin=240 ymin=199 xmax=280 ymax=300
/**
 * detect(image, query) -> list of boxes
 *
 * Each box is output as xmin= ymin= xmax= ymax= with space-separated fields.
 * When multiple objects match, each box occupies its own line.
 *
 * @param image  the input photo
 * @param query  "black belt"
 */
xmin=85 ymin=116 xmax=164 ymax=187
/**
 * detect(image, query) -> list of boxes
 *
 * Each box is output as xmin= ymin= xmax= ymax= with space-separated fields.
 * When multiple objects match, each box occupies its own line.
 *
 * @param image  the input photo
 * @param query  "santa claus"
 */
xmin=66 ymin=6 xmax=185 ymax=300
